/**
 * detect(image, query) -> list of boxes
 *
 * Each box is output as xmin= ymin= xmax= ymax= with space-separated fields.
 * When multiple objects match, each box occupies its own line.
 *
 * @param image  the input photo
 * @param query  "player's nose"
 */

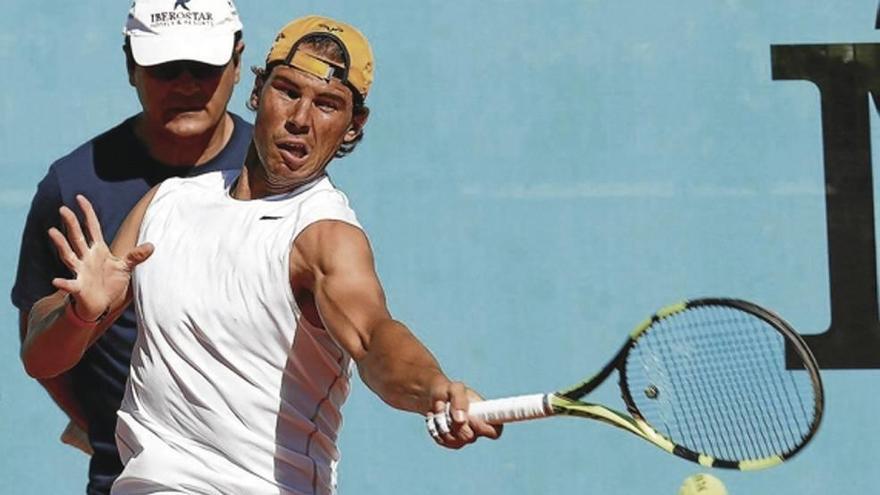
xmin=285 ymin=99 xmax=311 ymax=133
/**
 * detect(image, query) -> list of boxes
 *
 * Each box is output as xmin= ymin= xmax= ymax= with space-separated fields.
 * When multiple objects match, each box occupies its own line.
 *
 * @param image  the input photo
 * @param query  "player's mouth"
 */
xmin=277 ymin=140 xmax=310 ymax=166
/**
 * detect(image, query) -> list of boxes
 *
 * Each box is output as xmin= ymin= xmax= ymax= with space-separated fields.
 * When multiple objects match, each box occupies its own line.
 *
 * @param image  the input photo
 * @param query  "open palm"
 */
xmin=48 ymin=195 xmax=153 ymax=321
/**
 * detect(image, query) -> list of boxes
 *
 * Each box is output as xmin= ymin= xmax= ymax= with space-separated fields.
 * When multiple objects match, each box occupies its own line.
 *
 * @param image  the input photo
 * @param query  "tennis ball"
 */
xmin=678 ymin=473 xmax=728 ymax=495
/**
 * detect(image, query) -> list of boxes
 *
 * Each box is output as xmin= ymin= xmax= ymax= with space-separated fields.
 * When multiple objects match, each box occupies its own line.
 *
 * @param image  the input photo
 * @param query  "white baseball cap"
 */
xmin=124 ymin=0 xmax=243 ymax=67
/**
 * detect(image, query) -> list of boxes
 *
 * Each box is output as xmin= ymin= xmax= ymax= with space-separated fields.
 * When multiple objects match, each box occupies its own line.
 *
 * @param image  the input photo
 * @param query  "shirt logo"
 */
xmin=259 ymin=215 xmax=284 ymax=221
xmin=174 ymin=0 xmax=191 ymax=10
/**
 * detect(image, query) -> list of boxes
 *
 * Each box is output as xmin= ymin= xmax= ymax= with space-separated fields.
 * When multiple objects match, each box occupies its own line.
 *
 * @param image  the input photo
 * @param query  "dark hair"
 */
xmin=123 ymin=31 xmax=244 ymax=72
xmin=247 ymin=33 xmax=369 ymax=158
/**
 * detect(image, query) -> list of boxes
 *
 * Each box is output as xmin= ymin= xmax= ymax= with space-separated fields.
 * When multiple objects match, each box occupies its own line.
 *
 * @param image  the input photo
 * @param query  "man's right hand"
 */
xmin=21 ymin=194 xmax=155 ymax=379
xmin=425 ymin=379 xmax=503 ymax=449
xmin=48 ymin=194 xmax=153 ymax=320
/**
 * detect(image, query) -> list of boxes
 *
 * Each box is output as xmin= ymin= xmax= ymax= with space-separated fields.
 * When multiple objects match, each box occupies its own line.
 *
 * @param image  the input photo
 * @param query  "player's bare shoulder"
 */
xmin=290 ymin=219 xmax=374 ymax=287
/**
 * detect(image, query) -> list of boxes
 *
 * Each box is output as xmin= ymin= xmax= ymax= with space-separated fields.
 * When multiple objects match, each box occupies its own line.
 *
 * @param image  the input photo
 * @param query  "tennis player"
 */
xmin=23 ymin=15 xmax=500 ymax=494
xmin=13 ymin=0 xmax=249 ymax=492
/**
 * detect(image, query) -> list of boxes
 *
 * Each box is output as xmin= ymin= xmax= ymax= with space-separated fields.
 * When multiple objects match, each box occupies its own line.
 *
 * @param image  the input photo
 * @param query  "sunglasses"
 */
xmin=145 ymin=60 xmax=228 ymax=81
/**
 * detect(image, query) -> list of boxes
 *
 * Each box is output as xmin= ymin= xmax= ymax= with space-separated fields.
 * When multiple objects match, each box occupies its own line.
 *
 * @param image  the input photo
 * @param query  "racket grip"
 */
xmin=468 ymin=393 xmax=553 ymax=424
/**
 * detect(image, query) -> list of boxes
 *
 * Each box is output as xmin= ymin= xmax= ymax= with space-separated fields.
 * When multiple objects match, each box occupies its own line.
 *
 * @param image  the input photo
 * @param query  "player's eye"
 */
xmin=272 ymin=82 xmax=301 ymax=101
xmin=315 ymin=100 xmax=339 ymax=113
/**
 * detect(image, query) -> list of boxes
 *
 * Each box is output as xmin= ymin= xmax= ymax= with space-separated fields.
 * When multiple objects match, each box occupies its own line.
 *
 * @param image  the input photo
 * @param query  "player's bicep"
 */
xmin=292 ymin=221 xmax=389 ymax=359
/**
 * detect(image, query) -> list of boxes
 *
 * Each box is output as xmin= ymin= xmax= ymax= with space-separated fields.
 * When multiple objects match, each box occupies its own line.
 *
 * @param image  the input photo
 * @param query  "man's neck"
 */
xmin=232 ymin=144 xmax=322 ymax=200
xmin=135 ymin=113 xmax=234 ymax=167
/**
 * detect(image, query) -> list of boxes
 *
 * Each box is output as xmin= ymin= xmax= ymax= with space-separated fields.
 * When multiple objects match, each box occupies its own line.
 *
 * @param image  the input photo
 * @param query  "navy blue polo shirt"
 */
xmin=12 ymin=113 xmax=252 ymax=495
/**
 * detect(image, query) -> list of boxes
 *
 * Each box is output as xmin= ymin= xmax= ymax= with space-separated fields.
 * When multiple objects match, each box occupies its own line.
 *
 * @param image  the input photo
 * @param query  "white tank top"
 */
xmin=114 ymin=170 xmax=361 ymax=495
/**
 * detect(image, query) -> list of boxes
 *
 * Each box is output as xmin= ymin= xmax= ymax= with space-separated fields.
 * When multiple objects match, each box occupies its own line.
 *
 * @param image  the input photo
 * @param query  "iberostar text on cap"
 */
xmin=124 ymin=0 xmax=243 ymax=67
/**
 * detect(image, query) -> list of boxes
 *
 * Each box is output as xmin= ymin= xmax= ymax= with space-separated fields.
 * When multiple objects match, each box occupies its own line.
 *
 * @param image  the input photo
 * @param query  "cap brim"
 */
xmin=131 ymin=31 xmax=234 ymax=66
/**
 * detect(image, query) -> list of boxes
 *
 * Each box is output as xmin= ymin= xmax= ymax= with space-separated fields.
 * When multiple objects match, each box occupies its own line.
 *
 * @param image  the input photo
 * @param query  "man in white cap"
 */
xmin=13 ymin=1 xmax=250 ymax=493
xmin=23 ymin=14 xmax=501 ymax=494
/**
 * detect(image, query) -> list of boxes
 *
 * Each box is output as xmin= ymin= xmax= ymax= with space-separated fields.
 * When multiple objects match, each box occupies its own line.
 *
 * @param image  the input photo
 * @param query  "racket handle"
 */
xmin=468 ymin=393 xmax=553 ymax=424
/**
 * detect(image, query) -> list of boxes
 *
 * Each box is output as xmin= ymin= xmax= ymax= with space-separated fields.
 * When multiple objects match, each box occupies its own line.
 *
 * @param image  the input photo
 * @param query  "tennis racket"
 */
xmin=429 ymin=298 xmax=823 ymax=470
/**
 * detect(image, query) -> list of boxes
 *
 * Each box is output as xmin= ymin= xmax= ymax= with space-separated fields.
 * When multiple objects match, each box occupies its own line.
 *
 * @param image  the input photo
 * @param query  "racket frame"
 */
xmin=456 ymin=298 xmax=824 ymax=471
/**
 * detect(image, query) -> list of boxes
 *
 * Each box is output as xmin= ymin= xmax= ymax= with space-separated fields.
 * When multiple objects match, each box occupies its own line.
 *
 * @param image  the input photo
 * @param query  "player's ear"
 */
xmin=248 ymin=69 xmax=266 ymax=110
xmin=344 ymin=106 xmax=369 ymax=144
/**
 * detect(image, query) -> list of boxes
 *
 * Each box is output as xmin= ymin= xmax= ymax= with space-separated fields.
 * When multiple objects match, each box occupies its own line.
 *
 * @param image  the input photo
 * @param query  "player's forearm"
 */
xmin=357 ymin=319 xmax=449 ymax=414
xmin=19 ymin=311 xmax=88 ymax=426
xmin=21 ymin=291 xmax=99 ymax=379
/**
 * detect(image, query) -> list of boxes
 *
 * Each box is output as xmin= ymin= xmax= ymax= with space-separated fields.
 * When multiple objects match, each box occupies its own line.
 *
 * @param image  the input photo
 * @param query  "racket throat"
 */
xmin=557 ymin=345 xmax=631 ymax=400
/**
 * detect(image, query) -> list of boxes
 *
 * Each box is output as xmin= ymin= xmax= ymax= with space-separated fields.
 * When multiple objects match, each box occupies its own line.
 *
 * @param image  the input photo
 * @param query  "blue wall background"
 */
xmin=2 ymin=1 xmax=878 ymax=493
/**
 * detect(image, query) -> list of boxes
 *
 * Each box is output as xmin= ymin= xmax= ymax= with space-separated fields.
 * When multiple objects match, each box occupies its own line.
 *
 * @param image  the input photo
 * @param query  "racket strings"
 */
xmin=739 ymin=310 xmax=813 ymax=454
xmin=703 ymin=309 xmax=777 ymax=459
xmin=673 ymin=310 xmax=759 ymax=460
xmin=647 ymin=325 xmax=732 ymax=459
xmin=714 ymin=308 xmax=795 ymax=459
xmin=625 ymin=304 xmax=818 ymax=463
xmin=683 ymin=309 xmax=812 ymax=457
xmin=670 ymin=310 xmax=810 ymax=460
xmin=645 ymin=309 xmax=762 ymax=461
xmin=718 ymin=307 xmax=815 ymax=454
